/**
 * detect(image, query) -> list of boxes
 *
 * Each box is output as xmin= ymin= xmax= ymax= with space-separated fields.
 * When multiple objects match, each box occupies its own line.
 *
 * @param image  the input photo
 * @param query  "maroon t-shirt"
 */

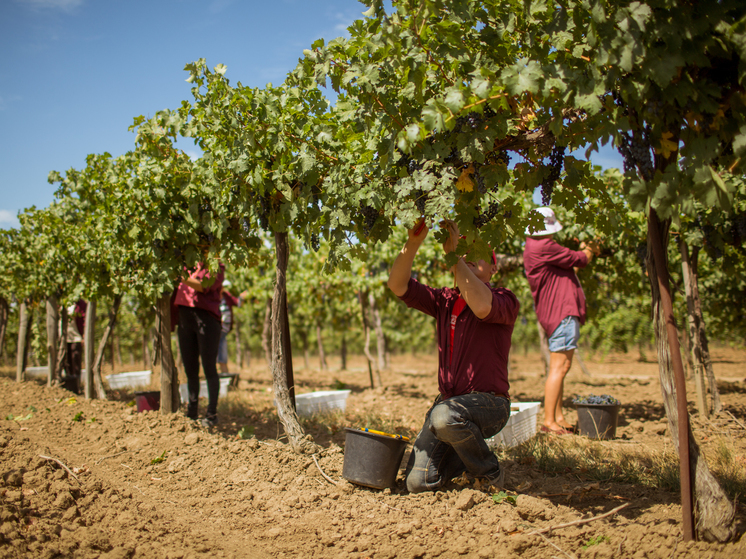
xmin=174 ymin=263 xmax=225 ymax=322
xmin=523 ymin=236 xmax=588 ymax=337
xmin=399 ymin=278 xmax=519 ymax=399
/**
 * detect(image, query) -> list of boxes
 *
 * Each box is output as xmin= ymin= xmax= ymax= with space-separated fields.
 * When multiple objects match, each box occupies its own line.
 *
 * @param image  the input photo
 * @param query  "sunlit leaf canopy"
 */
xmin=295 ymin=0 xmax=745 ymax=247
xmin=7 ymin=0 xmax=740 ymax=309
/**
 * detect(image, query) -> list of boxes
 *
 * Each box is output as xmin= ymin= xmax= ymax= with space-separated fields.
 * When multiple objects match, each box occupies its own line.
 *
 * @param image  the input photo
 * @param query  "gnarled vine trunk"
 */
xmin=262 ymin=297 xmax=272 ymax=369
xmin=359 ymin=290 xmax=376 ymax=388
xmin=679 ymin=239 xmax=721 ymax=416
xmin=369 ymin=291 xmax=387 ymax=374
xmin=91 ymin=295 xmax=123 ymax=400
xmin=84 ymin=300 xmax=96 ymax=399
xmin=316 ymin=322 xmax=328 ymax=371
xmin=271 ymin=231 xmax=315 ymax=454
xmin=16 ymin=300 xmax=32 ymax=382
xmin=45 ymin=296 xmax=59 ymax=387
xmin=157 ymin=292 xmax=179 ymax=414
xmin=647 ymin=209 xmax=735 ymax=542
xmin=0 ymin=296 xmax=9 ymax=365
xmin=56 ymin=305 xmax=68 ymax=379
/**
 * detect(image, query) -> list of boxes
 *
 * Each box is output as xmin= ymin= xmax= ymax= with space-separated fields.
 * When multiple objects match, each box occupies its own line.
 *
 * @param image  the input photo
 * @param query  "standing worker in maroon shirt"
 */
xmin=174 ymin=262 xmax=225 ymax=427
xmin=388 ymin=219 xmax=520 ymax=493
xmin=523 ymin=207 xmax=600 ymax=435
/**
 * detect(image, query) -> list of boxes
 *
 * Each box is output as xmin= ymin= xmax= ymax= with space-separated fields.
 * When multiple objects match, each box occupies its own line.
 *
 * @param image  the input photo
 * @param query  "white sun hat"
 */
xmin=525 ymin=207 xmax=563 ymax=236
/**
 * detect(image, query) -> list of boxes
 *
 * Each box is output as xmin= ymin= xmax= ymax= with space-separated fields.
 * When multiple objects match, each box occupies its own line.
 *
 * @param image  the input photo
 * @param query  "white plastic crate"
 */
xmin=106 ymin=370 xmax=152 ymax=390
xmin=486 ymin=401 xmax=541 ymax=449
xmin=25 ymin=367 xmax=48 ymax=378
xmin=179 ymin=377 xmax=231 ymax=403
xmin=294 ymin=390 xmax=351 ymax=418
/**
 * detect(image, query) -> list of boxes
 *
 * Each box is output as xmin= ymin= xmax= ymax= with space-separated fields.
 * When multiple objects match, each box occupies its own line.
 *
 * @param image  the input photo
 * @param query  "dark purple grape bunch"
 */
xmin=258 ymin=195 xmax=271 ymax=231
xmin=359 ymin=204 xmax=379 ymax=237
xmin=618 ymin=128 xmax=654 ymax=181
xmin=473 ymin=202 xmax=501 ymax=229
xmin=454 ymin=111 xmax=484 ymax=133
xmin=495 ymin=150 xmax=510 ymax=167
xmin=413 ymin=190 xmax=427 ymax=215
xmin=309 ymin=233 xmax=320 ymax=252
xmin=540 ymin=145 xmax=566 ymax=206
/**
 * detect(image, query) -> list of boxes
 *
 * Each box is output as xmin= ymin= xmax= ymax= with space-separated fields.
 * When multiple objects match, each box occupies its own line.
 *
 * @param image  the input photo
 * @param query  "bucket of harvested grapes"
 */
xmin=573 ymin=394 xmax=620 ymax=440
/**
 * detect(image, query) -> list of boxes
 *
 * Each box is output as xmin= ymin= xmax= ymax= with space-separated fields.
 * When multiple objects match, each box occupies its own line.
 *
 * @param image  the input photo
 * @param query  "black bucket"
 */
xmin=576 ymin=403 xmax=620 ymax=440
xmin=135 ymin=391 xmax=161 ymax=413
xmin=342 ymin=428 xmax=408 ymax=489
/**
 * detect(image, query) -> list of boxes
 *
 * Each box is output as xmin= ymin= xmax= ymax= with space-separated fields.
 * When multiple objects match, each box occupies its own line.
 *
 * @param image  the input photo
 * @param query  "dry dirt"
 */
xmin=1 ymin=348 xmax=746 ymax=559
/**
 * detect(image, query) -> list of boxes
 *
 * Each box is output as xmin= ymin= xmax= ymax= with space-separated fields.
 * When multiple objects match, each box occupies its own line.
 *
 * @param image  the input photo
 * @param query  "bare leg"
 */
xmin=544 ymin=350 xmax=574 ymax=431
xmin=219 ymin=361 xmax=229 ymax=374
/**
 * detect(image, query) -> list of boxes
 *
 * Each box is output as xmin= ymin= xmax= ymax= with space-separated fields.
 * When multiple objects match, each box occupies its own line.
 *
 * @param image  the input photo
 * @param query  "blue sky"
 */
xmin=0 ymin=0 xmax=622 ymax=228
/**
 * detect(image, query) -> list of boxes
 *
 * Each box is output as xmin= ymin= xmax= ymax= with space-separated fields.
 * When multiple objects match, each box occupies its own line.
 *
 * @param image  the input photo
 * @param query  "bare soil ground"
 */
xmin=1 ymin=347 xmax=745 ymax=559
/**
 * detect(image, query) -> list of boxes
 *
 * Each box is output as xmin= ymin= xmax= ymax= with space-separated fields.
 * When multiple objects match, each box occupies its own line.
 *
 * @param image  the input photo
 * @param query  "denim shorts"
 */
xmin=548 ymin=316 xmax=580 ymax=352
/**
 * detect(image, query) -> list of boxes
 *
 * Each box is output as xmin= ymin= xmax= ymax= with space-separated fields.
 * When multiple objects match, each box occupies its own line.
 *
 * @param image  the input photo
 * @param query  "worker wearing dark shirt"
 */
xmin=388 ymin=219 xmax=520 ymax=493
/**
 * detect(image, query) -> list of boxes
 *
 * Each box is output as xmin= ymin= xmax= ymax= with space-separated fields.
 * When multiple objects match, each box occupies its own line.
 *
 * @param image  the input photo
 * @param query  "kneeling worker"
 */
xmin=387 ymin=219 xmax=519 ymax=493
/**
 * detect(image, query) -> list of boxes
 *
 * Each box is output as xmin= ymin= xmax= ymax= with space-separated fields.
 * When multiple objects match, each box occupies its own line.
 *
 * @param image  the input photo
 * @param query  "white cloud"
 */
xmin=0 ymin=210 xmax=20 ymax=229
xmin=15 ymin=0 xmax=83 ymax=11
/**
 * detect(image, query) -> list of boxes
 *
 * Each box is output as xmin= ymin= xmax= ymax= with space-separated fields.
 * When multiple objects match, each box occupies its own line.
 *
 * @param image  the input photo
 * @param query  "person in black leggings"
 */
xmin=174 ymin=263 xmax=224 ymax=427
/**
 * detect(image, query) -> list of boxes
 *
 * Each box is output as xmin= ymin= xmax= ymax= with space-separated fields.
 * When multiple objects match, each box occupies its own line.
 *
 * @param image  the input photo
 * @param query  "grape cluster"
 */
xmin=472 ymin=163 xmax=487 ymax=194
xmin=199 ymin=200 xmax=212 ymax=216
xmin=473 ymin=202 xmax=501 ymax=229
xmin=413 ymin=190 xmax=427 ymax=215
xmin=406 ymin=159 xmax=423 ymax=176
xmin=618 ymin=130 xmax=654 ymax=180
xmin=495 ymin=150 xmax=511 ymax=167
xmin=311 ymin=184 xmax=322 ymax=207
xmin=454 ymin=111 xmax=484 ymax=133
xmin=540 ymin=145 xmax=566 ymax=206
xmin=199 ymin=232 xmax=215 ymax=244
xmin=310 ymin=233 xmax=320 ymax=252
xmin=258 ymin=196 xmax=271 ymax=231
xmin=444 ymin=148 xmax=460 ymax=165
xmin=359 ymin=204 xmax=379 ymax=237
xmin=572 ymin=394 xmax=620 ymax=406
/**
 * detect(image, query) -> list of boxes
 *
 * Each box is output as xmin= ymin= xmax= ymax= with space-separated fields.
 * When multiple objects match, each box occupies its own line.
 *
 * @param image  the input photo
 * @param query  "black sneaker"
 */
xmin=186 ymin=403 xmax=198 ymax=421
xmin=201 ymin=415 xmax=218 ymax=428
